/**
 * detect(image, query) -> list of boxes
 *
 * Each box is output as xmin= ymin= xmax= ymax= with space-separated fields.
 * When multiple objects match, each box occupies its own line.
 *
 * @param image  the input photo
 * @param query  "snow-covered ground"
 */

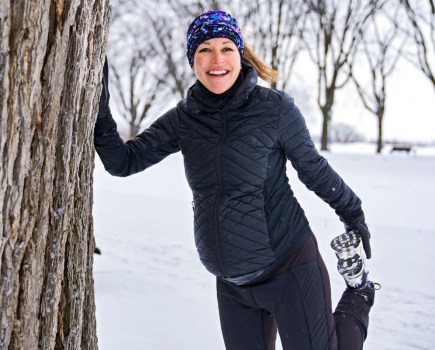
xmin=93 ymin=143 xmax=435 ymax=350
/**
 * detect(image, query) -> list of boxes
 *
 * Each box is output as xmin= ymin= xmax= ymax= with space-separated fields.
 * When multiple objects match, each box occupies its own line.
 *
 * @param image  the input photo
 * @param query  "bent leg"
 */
xmin=272 ymin=260 xmax=337 ymax=350
xmin=335 ymin=312 xmax=364 ymax=350
xmin=334 ymin=282 xmax=376 ymax=350
xmin=252 ymin=233 xmax=337 ymax=349
xmin=331 ymin=231 xmax=378 ymax=349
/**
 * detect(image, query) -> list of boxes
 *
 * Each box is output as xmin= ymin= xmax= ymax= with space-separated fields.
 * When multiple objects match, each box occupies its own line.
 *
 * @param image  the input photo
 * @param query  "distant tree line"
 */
xmin=108 ymin=0 xmax=434 ymax=153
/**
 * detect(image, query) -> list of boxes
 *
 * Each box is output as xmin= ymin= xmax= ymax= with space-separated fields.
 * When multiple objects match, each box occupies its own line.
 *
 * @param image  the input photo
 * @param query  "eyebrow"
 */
xmin=200 ymin=40 xmax=233 ymax=46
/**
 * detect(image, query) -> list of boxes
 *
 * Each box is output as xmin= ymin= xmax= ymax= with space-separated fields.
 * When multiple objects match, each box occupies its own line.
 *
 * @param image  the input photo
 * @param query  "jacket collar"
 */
xmin=181 ymin=63 xmax=258 ymax=114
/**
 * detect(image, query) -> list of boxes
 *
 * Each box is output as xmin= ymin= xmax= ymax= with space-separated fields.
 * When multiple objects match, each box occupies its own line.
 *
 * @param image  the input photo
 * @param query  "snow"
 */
xmin=93 ymin=143 xmax=435 ymax=350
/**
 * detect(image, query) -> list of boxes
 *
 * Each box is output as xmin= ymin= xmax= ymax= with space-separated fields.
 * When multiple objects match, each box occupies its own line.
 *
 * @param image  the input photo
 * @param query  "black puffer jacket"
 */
xmin=94 ymin=65 xmax=362 ymax=278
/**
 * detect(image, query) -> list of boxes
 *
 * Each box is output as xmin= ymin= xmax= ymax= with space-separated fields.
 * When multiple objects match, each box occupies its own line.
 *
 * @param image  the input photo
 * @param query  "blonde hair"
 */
xmin=244 ymin=43 xmax=279 ymax=84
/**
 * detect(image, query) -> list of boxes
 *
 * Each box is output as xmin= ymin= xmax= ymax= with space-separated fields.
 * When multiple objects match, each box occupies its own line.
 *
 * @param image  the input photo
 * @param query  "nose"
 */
xmin=211 ymin=50 xmax=224 ymax=64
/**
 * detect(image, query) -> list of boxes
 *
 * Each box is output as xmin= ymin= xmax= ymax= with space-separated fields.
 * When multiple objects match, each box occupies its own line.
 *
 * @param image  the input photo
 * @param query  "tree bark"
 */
xmin=376 ymin=113 xmax=384 ymax=154
xmin=320 ymin=107 xmax=330 ymax=151
xmin=0 ymin=1 xmax=111 ymax=349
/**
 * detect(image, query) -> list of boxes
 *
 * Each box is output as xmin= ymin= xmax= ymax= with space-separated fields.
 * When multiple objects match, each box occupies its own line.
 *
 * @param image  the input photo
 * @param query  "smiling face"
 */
xmin=193 ymin=38 xmax=241 ymax=94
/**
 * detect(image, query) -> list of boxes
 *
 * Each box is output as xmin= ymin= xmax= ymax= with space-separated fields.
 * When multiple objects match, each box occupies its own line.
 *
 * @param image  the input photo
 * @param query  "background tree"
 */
xmin=105 ymin=0 xmax=434 ymax=150
xmin=230 ymin=0 xmax=308 ymax=91
xmin=348 ymin=1 xmax=406 ymax=153
xmin=109 ymin=48 xmax=166 ymax=138
xmin=108 ymin=5 xmax=169 ymax=138
xmin=303 ymin=0 xmax=385 ymax=151
xmin=0 ymin=1 xmax=110 ymax=349
xmin=145 ymin=1 xmax=197 ymax=99
xmin=330 ymin=122 xmax=365 ymax=143
xmin=106 ymin=0 xmax=202 ymax=134
xmin=398 ymin=0 xmax=435 ymax=89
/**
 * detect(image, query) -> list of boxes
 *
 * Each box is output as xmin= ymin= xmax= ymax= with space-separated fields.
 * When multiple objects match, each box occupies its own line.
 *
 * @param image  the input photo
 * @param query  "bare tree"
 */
xmin=110 ymin=51 xmax=167 ymax=138
xmin=106 ymin=0 xmax=202 ymax=135
xmin=0 ymin=1 xmax=110 ymax=349
xmin=145 ymin=2 xmax=196 ymax=100
xmin=108 ymin=1 xmax=173 ymax=137
xmin=114 ymin=0 xmax=203 ymax=100
xmin=330 ymin=122 xmax=364 ymax=143
xmin=398 ymin=0 xmax=435 ymax=89
xmin=348 ymin=2 xmax=406 ymax=153
xmin=303 ymin=0 xmax=385 ymax=151
xmin=108 ymin=23 xmax=169 ymax=138
xmin=227 ymin=0 xmax=308 ymax=91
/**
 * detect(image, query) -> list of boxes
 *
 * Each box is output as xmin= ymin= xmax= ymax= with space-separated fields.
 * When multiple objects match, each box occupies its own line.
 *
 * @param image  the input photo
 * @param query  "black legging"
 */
xmin=217 ymin=232 xmax=370 ymax=350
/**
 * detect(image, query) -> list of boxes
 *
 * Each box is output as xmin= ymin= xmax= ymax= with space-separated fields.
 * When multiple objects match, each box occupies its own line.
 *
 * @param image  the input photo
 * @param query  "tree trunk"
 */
xmin=377 ymin=112 xmax=384 ymax=154
xmin=321 ymin=111 xmax=328 ymax=151
xmin=129 ymin=123 xmax=140 ymax=140
xmin=0 ymin=1 xmax=111 ymax=349
xmin=320 ymin=106 xmax=331 ymax=151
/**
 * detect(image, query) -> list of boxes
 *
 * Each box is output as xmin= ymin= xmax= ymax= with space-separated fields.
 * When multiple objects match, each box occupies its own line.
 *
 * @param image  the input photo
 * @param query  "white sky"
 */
xmin=301 ymin=60 xmax=435 ymax=144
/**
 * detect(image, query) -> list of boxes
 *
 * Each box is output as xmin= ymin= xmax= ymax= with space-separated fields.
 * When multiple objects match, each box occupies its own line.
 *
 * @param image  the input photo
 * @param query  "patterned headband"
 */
xmin=186 ymin=10 xmax=244 ymax=67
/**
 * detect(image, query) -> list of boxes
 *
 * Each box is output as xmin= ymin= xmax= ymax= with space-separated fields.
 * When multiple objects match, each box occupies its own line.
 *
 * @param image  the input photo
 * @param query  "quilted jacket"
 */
xmin=94 ymin=65 xmax=362 ymax=278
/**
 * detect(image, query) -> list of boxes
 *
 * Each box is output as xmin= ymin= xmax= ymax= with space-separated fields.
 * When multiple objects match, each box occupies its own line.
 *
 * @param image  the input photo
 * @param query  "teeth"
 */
xmin=208 ymin=70 xmax=227 ymax=75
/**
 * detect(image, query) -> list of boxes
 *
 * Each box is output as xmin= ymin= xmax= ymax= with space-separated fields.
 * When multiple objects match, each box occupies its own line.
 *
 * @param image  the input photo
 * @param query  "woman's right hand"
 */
xmin=97 ymin=57 xmax=110 ymax=119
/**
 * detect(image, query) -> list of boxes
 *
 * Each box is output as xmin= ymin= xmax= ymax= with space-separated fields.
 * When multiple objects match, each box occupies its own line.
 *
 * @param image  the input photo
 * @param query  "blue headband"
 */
xmin=186 ymin=10 xmax=244 ymax=67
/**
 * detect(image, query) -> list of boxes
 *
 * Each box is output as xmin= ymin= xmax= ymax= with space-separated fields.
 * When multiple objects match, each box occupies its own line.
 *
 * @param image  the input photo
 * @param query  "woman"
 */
xmin=95 ymin=10 xmax=378 ymax=350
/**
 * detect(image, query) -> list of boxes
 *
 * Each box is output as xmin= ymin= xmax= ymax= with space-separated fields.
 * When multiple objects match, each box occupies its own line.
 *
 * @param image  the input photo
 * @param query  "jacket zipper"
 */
xmin=213 ymin=109 xmax=228 ymax=277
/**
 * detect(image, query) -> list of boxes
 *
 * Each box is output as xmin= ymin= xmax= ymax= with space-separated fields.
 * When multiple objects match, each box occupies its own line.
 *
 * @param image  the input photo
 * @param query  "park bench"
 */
xmin=390 ymin=145 xmax=413 ymax=154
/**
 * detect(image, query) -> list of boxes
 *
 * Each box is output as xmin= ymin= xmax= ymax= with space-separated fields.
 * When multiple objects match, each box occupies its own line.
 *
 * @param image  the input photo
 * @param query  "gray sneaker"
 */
xmin=330 ymin=231 xmax=368 ymax=288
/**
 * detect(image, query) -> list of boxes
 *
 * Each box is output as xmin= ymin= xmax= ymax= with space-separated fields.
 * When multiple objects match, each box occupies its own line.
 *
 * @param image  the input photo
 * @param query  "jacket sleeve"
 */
xmin=277 ymin=93 xmax=362 ymax=219
xmin=94 ymin=107 xmax=180 ymax=177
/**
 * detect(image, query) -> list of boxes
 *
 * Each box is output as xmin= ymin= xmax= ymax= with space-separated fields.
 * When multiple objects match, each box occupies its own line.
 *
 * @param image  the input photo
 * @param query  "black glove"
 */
xmin=338 ymin=208 xmax=372 ymax=259
xmin=97 ymin=56 xmax=110 ymax=119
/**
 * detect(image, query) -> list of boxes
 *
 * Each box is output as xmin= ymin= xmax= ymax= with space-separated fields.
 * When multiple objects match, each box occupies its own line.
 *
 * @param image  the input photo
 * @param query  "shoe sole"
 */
xmin=331 ymin=231 xmax=368 ymax=288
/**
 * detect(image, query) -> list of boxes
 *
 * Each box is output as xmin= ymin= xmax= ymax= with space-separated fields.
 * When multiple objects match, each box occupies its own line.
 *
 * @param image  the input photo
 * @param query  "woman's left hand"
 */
xmin=97 ymin=56 xmax=110 ymax=119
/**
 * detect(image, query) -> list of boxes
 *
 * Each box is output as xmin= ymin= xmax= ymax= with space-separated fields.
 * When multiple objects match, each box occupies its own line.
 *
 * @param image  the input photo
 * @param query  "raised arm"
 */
xmin=94 ymin=58 xmax=180 ymax=177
